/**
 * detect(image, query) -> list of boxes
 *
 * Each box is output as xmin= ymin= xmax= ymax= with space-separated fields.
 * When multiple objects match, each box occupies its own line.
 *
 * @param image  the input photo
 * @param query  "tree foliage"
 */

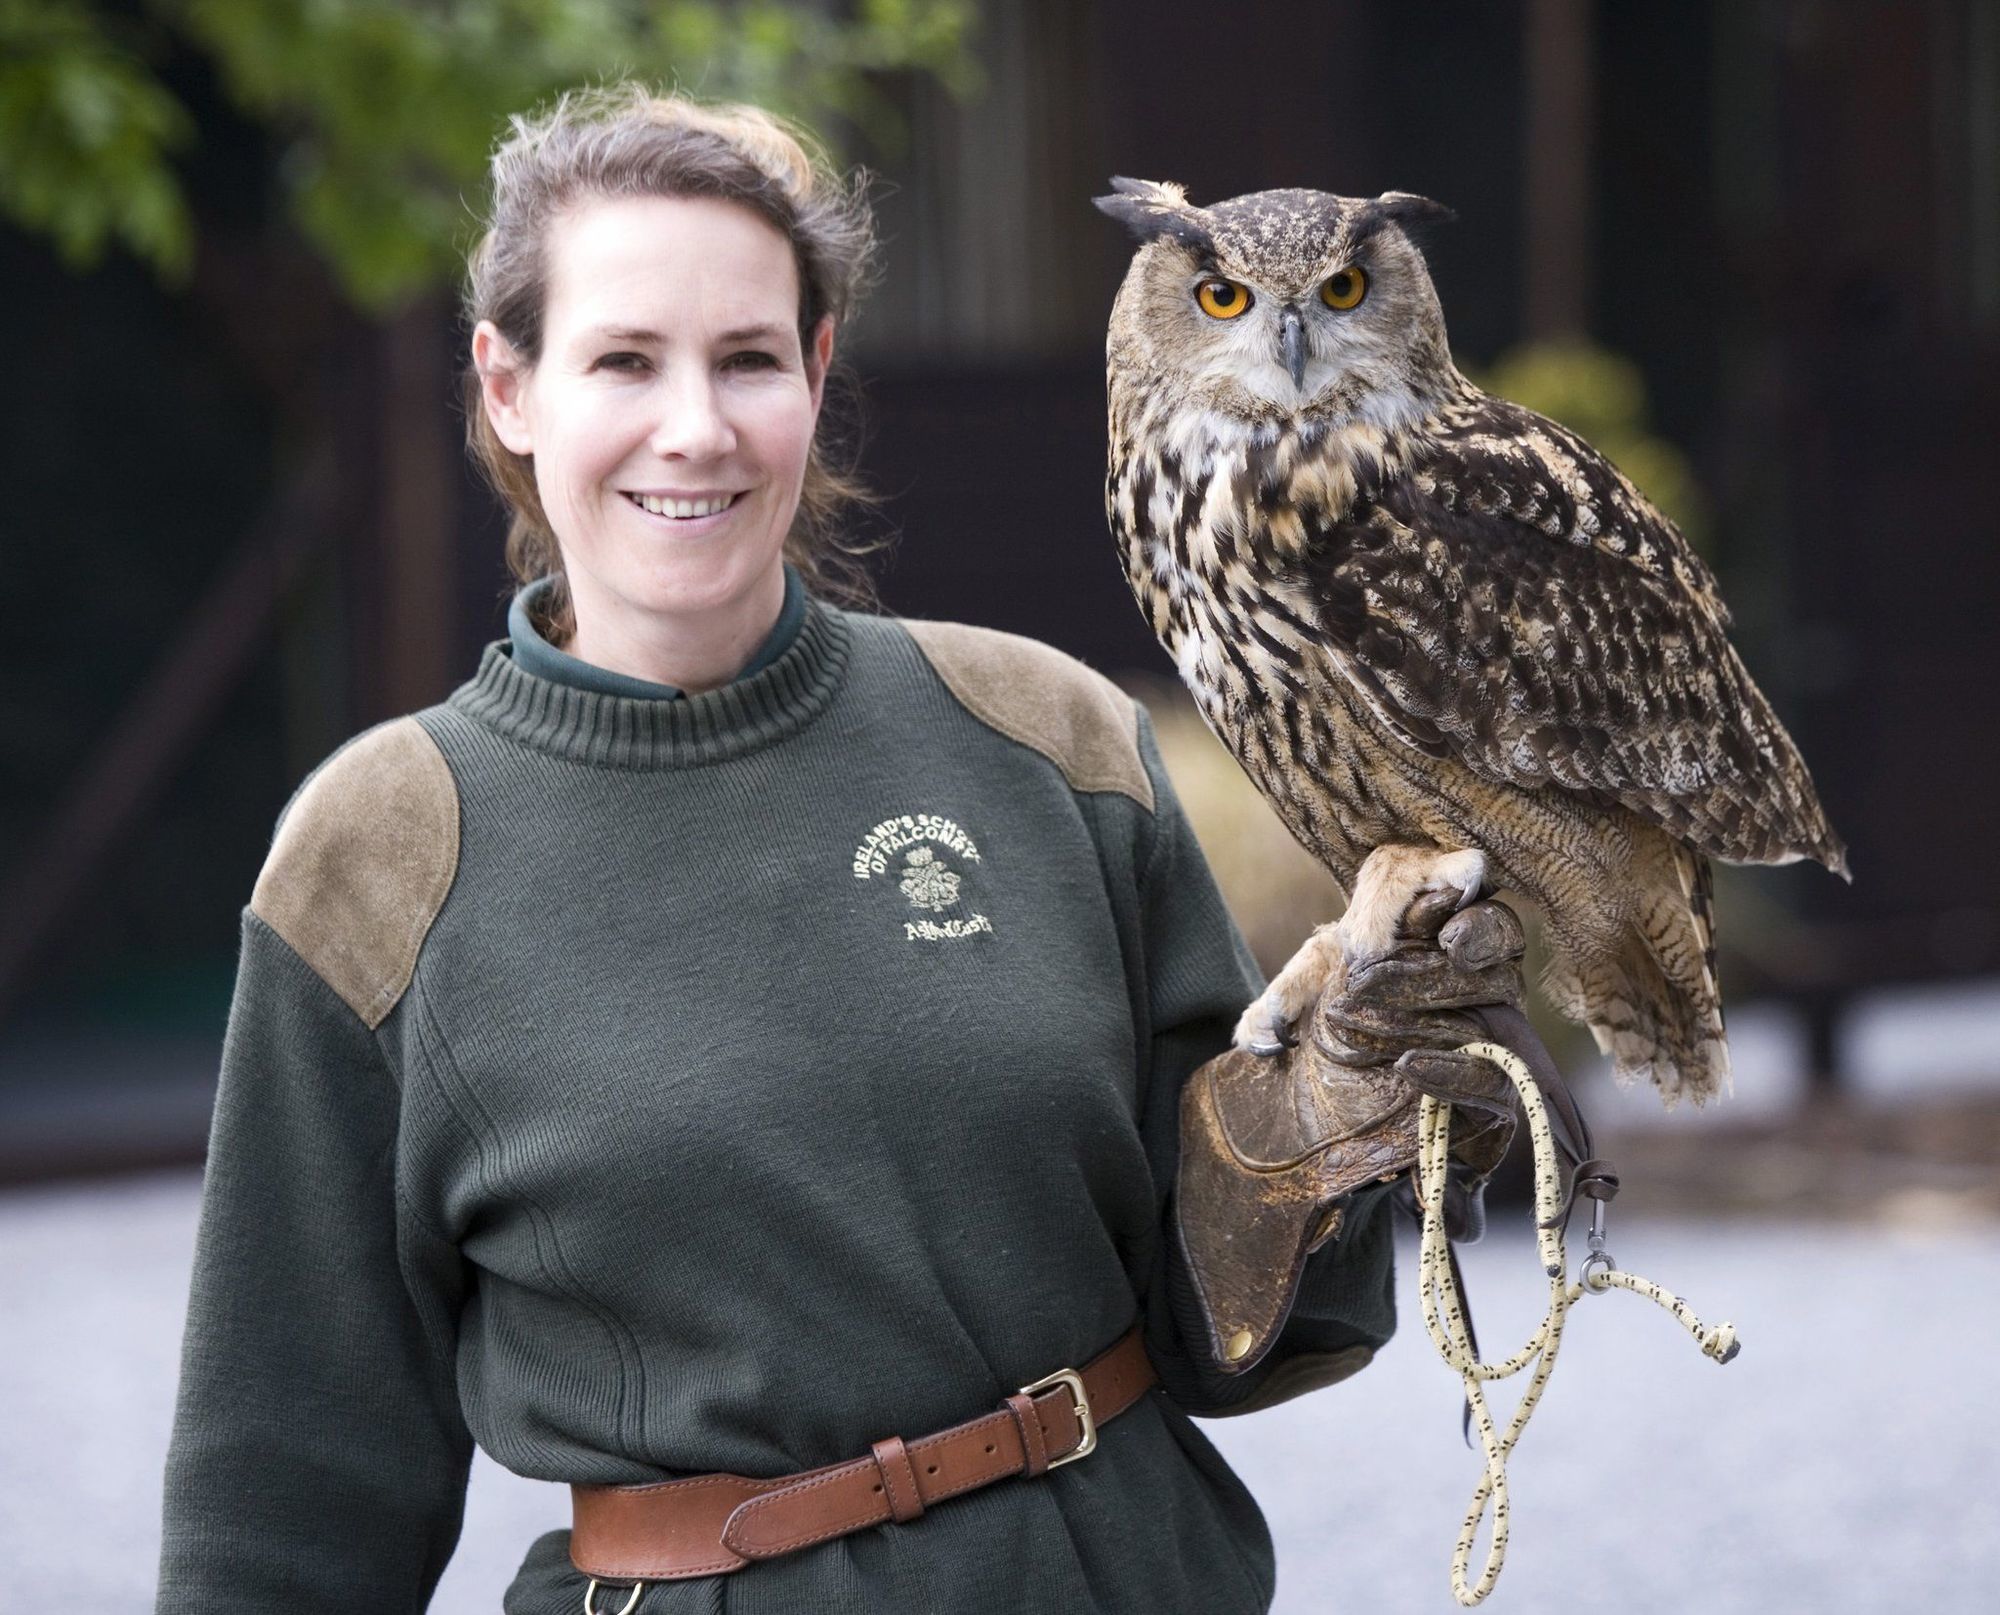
xmin=0 ymin=0 xmax=976 ymax=309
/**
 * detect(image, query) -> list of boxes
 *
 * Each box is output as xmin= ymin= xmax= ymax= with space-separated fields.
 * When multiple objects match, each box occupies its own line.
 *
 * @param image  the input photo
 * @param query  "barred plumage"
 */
xmin=1097 ymin=179 xmax=1846 ymax=1105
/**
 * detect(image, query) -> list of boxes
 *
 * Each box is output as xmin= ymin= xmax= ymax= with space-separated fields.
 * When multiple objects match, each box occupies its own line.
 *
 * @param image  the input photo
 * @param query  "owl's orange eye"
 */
xmin=1195 ymin=279 xmax=1253 ymax=319
xmin=1320 ymin=267 xmax=1368 ymax=310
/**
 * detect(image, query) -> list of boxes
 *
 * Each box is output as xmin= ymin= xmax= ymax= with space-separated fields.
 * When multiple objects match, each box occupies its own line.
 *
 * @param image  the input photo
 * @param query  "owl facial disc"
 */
xmin=1097 ymin=178 xmax=1460 ymax=426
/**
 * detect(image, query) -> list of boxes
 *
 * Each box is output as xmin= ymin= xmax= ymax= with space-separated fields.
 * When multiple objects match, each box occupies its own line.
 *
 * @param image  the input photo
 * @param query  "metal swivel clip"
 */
xmin=1576 ymin=1195 xmax=1616 ymax=1295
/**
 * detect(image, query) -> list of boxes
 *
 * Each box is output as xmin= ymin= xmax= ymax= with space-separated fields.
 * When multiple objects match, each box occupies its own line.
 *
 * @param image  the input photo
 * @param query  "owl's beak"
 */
xmin=1279 ymin=306 xmax=1307 ymax=389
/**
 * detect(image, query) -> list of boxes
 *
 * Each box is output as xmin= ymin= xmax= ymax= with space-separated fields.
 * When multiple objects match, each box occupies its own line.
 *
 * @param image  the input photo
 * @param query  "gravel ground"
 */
xmin=4 ymin=1170 xmax=1995 ymax=1613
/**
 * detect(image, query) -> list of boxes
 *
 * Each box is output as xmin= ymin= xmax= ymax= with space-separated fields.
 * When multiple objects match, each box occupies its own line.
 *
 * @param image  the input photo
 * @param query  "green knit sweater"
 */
xmin=156 ymin=594 xmax=1396 ymax=1614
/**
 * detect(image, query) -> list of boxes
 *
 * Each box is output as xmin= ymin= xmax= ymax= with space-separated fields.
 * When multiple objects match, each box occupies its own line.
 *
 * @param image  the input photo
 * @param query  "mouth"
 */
xmin=620 ymin=490 xmax=746 ymax=522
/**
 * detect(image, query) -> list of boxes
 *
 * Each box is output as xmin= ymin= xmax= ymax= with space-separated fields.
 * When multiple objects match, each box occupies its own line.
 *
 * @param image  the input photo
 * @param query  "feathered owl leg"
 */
xmin=1534 ymin=829 xmax=1730 ymax=1106
xmin=1234 ymin=844 xmax=1489 ymax=1055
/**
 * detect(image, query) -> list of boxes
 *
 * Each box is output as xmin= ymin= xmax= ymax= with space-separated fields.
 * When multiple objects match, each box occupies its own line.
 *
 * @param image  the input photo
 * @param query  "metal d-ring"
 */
xmin=584 ymin=1578 xmax=645 ymax=1615
xmin=1577 ymin=1248 xmax=1617 ymax=1293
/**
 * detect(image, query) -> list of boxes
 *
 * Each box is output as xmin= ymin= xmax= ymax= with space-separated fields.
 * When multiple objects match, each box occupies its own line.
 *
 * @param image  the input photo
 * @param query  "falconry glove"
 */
xmin=1175 ymin=891 xmax=1532 ymax=1375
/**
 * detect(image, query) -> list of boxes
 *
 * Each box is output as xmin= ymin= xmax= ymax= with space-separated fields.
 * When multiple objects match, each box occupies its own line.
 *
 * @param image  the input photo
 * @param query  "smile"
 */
xmin=621 ymin=490 xmax=744 ymax=520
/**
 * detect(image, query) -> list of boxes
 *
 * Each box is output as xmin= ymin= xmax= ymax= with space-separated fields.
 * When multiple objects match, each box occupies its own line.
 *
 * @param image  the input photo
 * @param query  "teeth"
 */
xmin=633 ymin=492 xmax=733 ymax=518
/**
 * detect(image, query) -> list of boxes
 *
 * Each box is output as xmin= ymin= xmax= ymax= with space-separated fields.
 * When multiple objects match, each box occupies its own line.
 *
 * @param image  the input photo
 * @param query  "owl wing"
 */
xmin=1299 ymin=392 xmax=1846 ymax=870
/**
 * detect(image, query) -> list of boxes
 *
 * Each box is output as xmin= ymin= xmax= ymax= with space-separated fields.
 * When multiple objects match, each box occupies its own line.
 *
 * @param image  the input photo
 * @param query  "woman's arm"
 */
xmin=156 ymin=909 xmax=474 ymax=1612
xmin=1127 ymin=710 xmax=1399 ymax=1417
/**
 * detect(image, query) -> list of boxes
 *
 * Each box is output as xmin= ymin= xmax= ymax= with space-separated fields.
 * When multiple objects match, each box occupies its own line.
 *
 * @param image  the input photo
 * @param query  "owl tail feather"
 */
xmin=1551 ymin=954 xmax=1728 ymax=1108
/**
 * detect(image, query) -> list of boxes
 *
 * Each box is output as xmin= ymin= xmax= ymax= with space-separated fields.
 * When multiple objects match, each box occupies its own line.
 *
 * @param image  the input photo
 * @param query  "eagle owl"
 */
xmin=1095 ymin=178 xmax=1846 ymax=1105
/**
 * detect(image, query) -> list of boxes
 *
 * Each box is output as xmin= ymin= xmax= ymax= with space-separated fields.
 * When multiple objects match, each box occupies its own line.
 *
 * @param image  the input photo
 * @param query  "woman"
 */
xmin=156 ymin=88 xmax=1410 ymax=1614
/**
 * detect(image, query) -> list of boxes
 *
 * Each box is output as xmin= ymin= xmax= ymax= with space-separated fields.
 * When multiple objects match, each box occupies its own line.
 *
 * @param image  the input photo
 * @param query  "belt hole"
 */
xmin=984 ymin=1444 xmax=995 ymax=1454
xmin=872 ymin=1483 xmax=882 ymax=1492
xmin=926 ymin=1464 xmax=937 ymax=1474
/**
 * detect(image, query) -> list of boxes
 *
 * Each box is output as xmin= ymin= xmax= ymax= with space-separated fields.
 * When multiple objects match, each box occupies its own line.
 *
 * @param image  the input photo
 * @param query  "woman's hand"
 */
xmin=1232 ymin=842 xmax=1493 ymax=1056
xmin=1175 ymin=876 xmax=1532 ymax=1373
xmin=1311 ymin=885 xmax=1527 ymax=1186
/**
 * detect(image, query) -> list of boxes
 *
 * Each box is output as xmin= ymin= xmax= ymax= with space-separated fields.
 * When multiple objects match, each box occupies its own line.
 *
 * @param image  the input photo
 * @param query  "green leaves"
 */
xmin=0 ymin=0 xmax=197 ymax=278
xmin=4 ymin=0 xmax=976 ymax=310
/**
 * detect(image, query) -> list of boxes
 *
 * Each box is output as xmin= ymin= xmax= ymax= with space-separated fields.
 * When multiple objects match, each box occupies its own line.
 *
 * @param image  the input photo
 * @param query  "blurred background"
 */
xmin=3 ymin=1 xmax=1996 ymax=1609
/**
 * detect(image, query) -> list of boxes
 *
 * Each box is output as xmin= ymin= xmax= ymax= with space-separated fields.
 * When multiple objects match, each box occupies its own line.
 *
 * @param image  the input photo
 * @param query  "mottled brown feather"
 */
xmin=1303 ymin=392 xmax=1849 ymax=873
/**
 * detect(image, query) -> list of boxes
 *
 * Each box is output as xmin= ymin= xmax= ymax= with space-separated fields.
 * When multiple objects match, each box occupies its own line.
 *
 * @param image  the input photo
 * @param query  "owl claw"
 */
xmin=1233 ymin=925 xmax=1345 ymax=1056
xmin=1337 ymin=846 xmax=1490 ymax=962
xmin=1233 ymin=993 xmax=1296 ymax=1056
xmin=1236 ymin=1012 xmax=1299 ymax=1059
xmin=1242 ymin=1019 xmax=1299 ymax=1058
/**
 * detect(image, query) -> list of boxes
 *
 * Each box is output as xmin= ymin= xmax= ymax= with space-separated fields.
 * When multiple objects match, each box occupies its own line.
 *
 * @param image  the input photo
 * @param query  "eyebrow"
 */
xmin=584 ymin=322 xmax=792 ymax=346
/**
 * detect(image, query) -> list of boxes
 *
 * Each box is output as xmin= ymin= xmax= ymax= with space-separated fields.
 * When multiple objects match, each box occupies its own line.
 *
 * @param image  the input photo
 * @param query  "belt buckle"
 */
xmin=1017 ymin=1367 xmax=1096 ymax=1467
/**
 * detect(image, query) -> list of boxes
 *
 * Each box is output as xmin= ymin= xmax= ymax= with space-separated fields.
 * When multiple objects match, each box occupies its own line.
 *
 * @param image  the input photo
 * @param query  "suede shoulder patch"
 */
xmin=251 ymin=716 xmax=460 ymax=1028
xmin=902 ymin=619 xmax=1153 ymax=811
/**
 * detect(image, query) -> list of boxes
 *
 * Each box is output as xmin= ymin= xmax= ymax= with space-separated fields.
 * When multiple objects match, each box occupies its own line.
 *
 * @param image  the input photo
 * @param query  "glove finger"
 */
xmin=1451 ymin=1109 xmax=1517 ymax=1179
xmin=1341 ymin=947 xmax=1525 ymax=1015
xmin=1386 ymin=1162 xmax=1491 ymax=1244
xmin=1438 ymin=899 xmax=1525 ymax=973
xmin=1395 ymin=1048 xmax=1519 ymax=1117
xmin=1315 ymin=1000 xmax=1486 ymax=1066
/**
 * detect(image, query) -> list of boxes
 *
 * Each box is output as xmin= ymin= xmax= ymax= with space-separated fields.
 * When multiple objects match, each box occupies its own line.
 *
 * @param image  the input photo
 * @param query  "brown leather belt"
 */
xmin=569 ymin=1325 xmax=1157 ymax=1594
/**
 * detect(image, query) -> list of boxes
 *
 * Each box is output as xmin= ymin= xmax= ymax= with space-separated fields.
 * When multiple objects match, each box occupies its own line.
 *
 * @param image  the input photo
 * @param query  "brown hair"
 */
xmin=461 ymin=84 xmax=881 ymax=642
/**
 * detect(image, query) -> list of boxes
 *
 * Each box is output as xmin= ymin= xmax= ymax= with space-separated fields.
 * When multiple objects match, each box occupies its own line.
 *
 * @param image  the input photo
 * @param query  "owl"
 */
xmin=1095 ymin=178 xmax=1847 ymax=1105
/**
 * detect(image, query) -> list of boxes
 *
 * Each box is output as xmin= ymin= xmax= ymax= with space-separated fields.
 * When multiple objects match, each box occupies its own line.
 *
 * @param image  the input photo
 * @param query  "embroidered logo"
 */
xmin=905 ymin=913 xmax=994 ymax=941
xmin=898 ymin=846 xmax=961 ymax=911
xmin=853 ymin=813 xmax=993 ymax=942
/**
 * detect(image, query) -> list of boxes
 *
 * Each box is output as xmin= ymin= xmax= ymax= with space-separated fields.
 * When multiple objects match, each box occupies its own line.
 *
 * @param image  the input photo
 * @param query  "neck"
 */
xmin=566 ymin=564 xmax=789 ymax=695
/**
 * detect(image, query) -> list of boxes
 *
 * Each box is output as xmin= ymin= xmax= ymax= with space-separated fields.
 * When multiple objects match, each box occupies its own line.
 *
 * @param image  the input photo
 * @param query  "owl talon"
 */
xmin=1244 ymin=1022 xmax=1298 ymax=1058
xmin=1234 ymin=925 xmax=1346 ymax=1055
xmin=1234 ymin=999 xmax=1302 ymax=1057
xmin=1337 ymin=846 xmax=1490 ymax=962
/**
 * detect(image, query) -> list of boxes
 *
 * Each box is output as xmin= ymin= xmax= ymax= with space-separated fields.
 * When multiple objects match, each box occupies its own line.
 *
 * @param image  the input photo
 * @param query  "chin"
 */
xmin=625 ymin=548 xmax=780 ymax=619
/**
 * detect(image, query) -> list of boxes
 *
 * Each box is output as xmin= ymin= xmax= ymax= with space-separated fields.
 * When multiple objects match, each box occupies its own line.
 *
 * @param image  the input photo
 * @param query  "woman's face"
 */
xmin=475 ymin=194 xmax=831 ymax=640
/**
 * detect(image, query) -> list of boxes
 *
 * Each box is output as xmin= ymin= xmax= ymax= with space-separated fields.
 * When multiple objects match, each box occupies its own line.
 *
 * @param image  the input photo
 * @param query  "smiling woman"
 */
xmin=461 ymin=91 xmax=876 ymax=692
xmin=473 ymin=194 xmax=832 ymax=690
xmin=153 ymin=84 xmax=1458 ymax=1615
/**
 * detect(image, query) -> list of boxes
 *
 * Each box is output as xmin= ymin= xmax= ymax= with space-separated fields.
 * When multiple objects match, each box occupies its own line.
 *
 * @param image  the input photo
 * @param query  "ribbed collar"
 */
xmin=505 ymin=565 xmax=808 ymax=699
xmin=451 ymin=593 xmax=853 ymax=770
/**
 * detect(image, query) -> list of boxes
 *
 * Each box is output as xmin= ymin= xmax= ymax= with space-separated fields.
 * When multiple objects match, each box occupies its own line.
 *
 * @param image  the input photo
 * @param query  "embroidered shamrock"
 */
xmin=898 ymin=846 xmax=962 ymax=912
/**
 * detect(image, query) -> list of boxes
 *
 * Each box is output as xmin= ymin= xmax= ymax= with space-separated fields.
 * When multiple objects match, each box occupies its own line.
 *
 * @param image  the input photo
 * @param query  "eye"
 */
xmin=1320 ymin=267 xmax=1368 ymax=310
xmin=1195 ymin=279 xmax=1253 ymax=320
xmin=595 ymin=352 xmax=649 ymax=372
xmin=724 ymin=350 xmax=779 ymax=371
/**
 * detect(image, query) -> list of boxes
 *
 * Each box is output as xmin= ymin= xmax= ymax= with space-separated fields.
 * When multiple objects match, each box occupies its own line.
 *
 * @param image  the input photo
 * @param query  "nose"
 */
xmin=649 ymin=367 xmax=737 ymax=461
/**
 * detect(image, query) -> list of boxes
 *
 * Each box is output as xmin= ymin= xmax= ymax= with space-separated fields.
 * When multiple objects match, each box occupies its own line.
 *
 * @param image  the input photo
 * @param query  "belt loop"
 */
xmin=1004 ymin=1392 xmax=1050 ymax=1477
xmin=870 ymin=1435 xmax=926 ymax=1522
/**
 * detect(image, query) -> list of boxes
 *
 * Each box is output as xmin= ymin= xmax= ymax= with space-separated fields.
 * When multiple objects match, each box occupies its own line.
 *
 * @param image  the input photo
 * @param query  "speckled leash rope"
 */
xmin=1415 ymin=1041 xmax=1741 ymax=1607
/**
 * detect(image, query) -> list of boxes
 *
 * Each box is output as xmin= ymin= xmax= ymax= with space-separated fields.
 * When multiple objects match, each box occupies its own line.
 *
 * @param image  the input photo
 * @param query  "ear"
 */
xmin=473 ymin=320 xmax=535 ymax=457
xmin=1373 ymin=191 xmax=1457 ymax=229
xmin=1092 ymin=176 xmax=1213 ymax=251
xmin=804 ymin=315 xmax=835 ymax=413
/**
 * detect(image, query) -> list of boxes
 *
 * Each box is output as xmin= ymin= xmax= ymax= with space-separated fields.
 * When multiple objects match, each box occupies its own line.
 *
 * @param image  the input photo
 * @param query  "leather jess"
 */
xmin=569 ymin=1326 xmax=1157 ymax=1583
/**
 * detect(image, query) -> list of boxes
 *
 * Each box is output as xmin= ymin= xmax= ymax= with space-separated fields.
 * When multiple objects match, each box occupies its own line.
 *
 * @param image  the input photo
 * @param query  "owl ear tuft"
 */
xmin=1373 ymin=191 xmax=1457 ymax=229
xmin=1094 ymin=177 xmax=1212 ymax=251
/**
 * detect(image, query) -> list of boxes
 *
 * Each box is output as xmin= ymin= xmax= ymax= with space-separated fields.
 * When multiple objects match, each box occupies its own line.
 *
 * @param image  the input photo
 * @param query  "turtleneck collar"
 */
xmin=455 ymin=578 xmax=851 ymax=770
xmin=504 ymin=564 xmax=808 ymax=700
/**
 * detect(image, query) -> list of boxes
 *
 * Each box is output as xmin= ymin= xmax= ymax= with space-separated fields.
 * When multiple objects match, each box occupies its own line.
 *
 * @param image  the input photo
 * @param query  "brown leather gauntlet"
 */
xmin=1175 ymin=894 xmax=1529 ymax=1375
